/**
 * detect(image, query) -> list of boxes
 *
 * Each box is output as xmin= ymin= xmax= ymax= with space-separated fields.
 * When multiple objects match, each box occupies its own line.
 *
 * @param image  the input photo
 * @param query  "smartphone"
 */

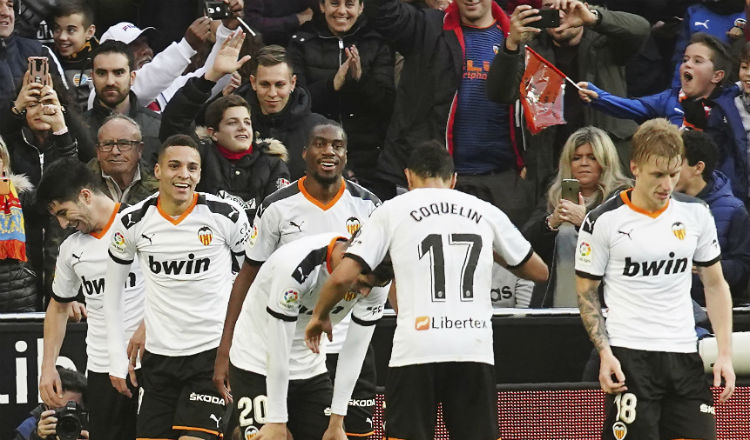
xmin=205 ymin=1 xmax=232 ymax=20
xmin=529 ymin=9 xmax=561 ymax=29
xmin=0 ymin=176 xmax=10 ymax=196
xmin=561 ymin=178 xmax=580 ymax=203
xmin=28 ymin=56 xmax=49 ymax=86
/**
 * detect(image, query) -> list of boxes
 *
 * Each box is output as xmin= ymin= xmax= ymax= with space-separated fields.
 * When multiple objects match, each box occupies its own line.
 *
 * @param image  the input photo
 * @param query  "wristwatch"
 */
xmin=589 ymin=8 xmax=602 ymax=27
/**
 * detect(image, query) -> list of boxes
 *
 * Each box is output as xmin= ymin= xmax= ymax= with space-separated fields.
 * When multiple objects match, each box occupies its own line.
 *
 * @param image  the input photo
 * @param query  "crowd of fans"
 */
xmin=1 ymin=0 xmax=750 ymax=436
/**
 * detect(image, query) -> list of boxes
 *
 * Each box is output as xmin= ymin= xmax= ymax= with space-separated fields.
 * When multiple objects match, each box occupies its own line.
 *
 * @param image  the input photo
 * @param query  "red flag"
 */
xmin=520 ymin=46 xmax=567 ymax=134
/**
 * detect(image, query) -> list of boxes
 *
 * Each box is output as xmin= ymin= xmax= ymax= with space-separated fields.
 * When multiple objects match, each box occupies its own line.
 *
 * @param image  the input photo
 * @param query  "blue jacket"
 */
xmin=587 ymin=83 xmax=749 ymax=203
xmin=691 ymin=171 xmax=750 ymax=304
xmin=0 ymin=33 xmax=64 ymax=109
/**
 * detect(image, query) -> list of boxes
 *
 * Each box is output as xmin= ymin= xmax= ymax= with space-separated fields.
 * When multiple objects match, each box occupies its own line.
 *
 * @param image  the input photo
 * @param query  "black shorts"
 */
xmin=326 ymin=344 xmax=377 ymax=438
xmin=87 ymin=370 xmax=140 ymax=440
xmin=138 ymin=348 xmax=227 ymax=439
xmin=228 ymin=363 xmax=332 ymax=440
xmin=602 ymin=347 xmax=715 ymax=440
xmin=384 ymin=362 xmax=498 ymax=440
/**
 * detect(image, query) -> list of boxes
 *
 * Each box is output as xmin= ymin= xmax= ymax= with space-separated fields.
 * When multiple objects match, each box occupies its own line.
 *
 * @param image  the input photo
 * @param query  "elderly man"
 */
xmin=89 ymin=114 xmax=158 ymax=206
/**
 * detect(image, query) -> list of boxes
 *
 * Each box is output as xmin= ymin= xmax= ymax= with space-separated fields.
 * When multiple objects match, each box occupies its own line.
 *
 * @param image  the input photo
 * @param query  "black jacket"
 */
xmin=55 ymin=39 xmax=98 ymax=114
xmin=236 ymin=82 xmax=329 ymax=180
xmin=0 ymin=33 xmax=64 ymax=109
xmin=287 ymin=15 xmax=394 ymax=177
xmin=244 ymin=0 xmax=317 ymax=46
xmin=161 ymin=76 xmax=291 ymax=220
xmin=83 ymin=92 xmax=162 ymax=169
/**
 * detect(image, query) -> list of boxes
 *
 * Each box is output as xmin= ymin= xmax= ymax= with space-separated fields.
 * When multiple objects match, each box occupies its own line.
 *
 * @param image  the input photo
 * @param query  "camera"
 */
xmin=53 ymin=401 xmax=88 ymax=440
xmin=205 ymin=1 xmax=232 ymax=19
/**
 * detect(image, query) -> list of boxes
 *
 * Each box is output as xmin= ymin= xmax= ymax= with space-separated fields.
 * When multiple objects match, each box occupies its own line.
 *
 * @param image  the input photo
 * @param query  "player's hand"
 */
xmin=212 ymin=348 xmax=233 ymax=403
xmin=305 ymin=313 xmax=333 ymax=354
xmin=185 ymin=16 xmax=212 ymax=50
xmin=126 ymin=321 xmax=145 ymax=387
xmin=39 ymin=365 xmax=66 ymax=408
xmin=558 ymin=194 xmax=586 ymax=227
xmin=507 ymin=5 xmax=542 ymax=51
xmin=322 ymin=414 xmax=347 ymax=440
xmin=598 ymin=349 xmax=627 ymax=394
xmin=37 ymin=409 xmax=57 ymax=438
xmin=254 ymin=422 xmax=289 ymax=440
xmin=110 ymin=374 xmax=133 ymax=398
xmin=205 ymin=30 xmax=251 ymax=81
xmin=577 ymin=82 xmax=598 ymax=103
xmin=68 ymin=301 xmax=87 ymax=322
xmin=713 ymin=354 xmax=736 ymax=403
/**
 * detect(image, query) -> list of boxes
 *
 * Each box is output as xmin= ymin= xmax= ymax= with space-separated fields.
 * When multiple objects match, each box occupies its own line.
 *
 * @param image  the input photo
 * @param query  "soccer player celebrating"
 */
xmin=227 ymin=232 xmax=391 ymax=439
xmin=214 ymin=123 xmax=382 ymax=438
xmin=37 ymin=159 xmax=144 ymax=440
xmin=306 ymin=141 xmax=548 ymax=440
xmin=104 ymin=134 xmax=250 ymax=440
xmin=575 ymin=118 xmax=735 ymax=440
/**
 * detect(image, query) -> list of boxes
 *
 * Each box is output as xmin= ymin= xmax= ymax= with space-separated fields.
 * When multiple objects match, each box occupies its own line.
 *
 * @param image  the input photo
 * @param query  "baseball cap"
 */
xmin=100 ymin=22 xmax=156 ymax=45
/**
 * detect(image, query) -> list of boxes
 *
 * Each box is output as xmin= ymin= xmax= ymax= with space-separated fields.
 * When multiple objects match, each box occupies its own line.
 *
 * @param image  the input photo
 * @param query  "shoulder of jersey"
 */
xmin=671 ymin=191 xmax=709 ymax=208
xmin=118 ymin=194 xmax=158 ymax=230
xmin=198 ymin=192 xmax=244 ymax=223
xmin=344 ymin=179 xmax=382 ymax=206
xmin=256 ymin=179 xmax=302 ymax=215
xmin=581 ymin=190 xmax=626 ymax=234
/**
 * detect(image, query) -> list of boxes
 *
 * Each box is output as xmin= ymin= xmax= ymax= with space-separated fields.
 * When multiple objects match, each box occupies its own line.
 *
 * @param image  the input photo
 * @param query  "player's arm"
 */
xmin=698 ymin=262 xmax=735 ymax=402
xmin=103 ymin=242 xmax=135 ymax=398
xmin=262 ymin=299 xmax=298 ymax=437
xmin=39 ymin=298 xmax=72 ymax=407
xmin=495 ymin=250 xmax=548 ymax=282
xmin=575 ymin=275 xmax=627 ymax=394
xmin=214 ymin=259 xmax=262 ymax=402
xmin=305 ymin=257 xmax=365 ymax=353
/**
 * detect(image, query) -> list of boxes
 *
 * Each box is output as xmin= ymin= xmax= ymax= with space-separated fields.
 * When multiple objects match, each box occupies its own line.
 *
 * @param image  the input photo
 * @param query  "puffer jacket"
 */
xmin=287 ymin=14 xmax=394 ymax=179
xmin=0 ymin=173 xmax=41 ymax=313
xmin=0 ymin=33 xmax=65 ymax=109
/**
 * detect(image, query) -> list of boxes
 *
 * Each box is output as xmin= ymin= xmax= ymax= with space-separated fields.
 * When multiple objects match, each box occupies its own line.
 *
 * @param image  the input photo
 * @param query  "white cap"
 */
xmin=100 ymin=22 xmax=156 ymax=45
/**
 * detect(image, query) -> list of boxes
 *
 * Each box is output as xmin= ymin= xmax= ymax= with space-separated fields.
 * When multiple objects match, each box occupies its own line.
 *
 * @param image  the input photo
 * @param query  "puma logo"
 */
xmin=617 ymin=229 xmax=633 ymax=240
xmin=141 ymin=233 xmax=155 ymax=245
xmin=694 ymin=19 xmax=709 ymax=29
xmin=71 ymin=251 xmax=83 ymax=262
xmin=289 ymin=220 xmax=304 ymax=232
xmin=209 ymin=414 xmax=221 ymax=428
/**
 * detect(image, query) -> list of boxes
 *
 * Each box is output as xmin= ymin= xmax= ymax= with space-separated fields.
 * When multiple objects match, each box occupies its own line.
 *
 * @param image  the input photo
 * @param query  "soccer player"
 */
xmin=37 ymin=158 xmax=144 ymax=440
xmin=214 ymin=122 xmax=382 ymax=438
xmin=306 ymin=141 xmax=549 ymax=440
xmin=227 ymin=232 xmax=391 ymax=439
xmin=104 ymin=134 xmax=250 ymax=440
xmin=575 ymin=118 xmax=735 ymax=440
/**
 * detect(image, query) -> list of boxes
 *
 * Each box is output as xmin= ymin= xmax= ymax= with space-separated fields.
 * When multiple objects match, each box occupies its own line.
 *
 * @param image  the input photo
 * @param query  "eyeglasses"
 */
xmin=97 ymin=139 xmax=142 ymax=152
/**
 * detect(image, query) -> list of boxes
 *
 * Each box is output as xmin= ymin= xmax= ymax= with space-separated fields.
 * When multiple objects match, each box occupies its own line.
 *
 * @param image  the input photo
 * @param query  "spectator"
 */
xmin=90 ymin=114 xmax=159 ymax=205
xmin=487 ymin=0 xmax=648 ymax=198
xmin=0 ymin=0 xmax=67 ymax=110
xmin=287 ymin=0 xmax=395 ymax=196
xmin=50 ymin=0 xmax=97 ymax=113
xmin=676 ymin=130 xmax=750 ymax=304
xmin=669 ymin=0 xmax=746 ymax=88
xmin=735 ymin=41 xmax=750 ymax=164
xmin=578 ymin=32 xmax=749 ymax=204
xmin=161 ymin=31 xmax=290 ymax=220
xmin=244 ymin=0 xmax=316 ymax=46
xmin=234 ymin=44 xmax=328 ymax=179
xmin=83 ymin=40 xmax=162 ymax=169
xmin=364 ymin=0 xmax=530 ymax=224
xmin=521 ymin=126 xmax=631 ymax=306
xmin=13 ymin=366 xmax=88 ymax=440
xmin=0 ymin=135 xmax=39 ymax=313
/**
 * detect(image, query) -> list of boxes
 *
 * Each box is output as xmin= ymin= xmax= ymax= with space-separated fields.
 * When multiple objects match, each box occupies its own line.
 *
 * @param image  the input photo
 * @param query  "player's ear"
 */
xmin=404 ymin=168 xmax=413 ymax=190
xmin=449 ymin=173 xmax=457 ymax=189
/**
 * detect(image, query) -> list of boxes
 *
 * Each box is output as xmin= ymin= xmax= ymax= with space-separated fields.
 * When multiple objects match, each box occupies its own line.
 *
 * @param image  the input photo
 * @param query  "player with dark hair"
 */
xmin=576 ymin=118 xmax=735 ymax=440
xmin=306 ymin=141 xmax=548 ymax=440
xmin=104 ymin=135 xmax=250 ymax=440
xmin=37 ymin=158 xmax=145 ymax=440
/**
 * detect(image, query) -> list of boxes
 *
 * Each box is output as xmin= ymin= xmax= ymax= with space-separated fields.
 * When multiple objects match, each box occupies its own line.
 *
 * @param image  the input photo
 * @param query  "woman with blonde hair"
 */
xmin=0 ymin=136 xmax=40 ymax=312
xmin=522 ymin=126 xmax=631 ymax=306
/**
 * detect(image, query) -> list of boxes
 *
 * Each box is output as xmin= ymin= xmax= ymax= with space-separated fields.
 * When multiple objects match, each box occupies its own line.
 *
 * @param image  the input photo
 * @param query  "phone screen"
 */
xmin=529 ymin=9 xmax=561 ymax=29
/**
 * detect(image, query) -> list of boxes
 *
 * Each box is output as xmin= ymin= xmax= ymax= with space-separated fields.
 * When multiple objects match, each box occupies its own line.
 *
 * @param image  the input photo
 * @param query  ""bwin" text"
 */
xmin=622 ymin=252 xmax=688 ymax=277
xmin=149 ymin=254 xmax=210 ymax=275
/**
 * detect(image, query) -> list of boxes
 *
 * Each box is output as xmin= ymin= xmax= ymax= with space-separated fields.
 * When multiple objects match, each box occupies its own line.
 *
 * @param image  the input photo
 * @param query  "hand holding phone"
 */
xmin=529 ymin=9 xmax=561 ymax=29
xmin=561 ymin=178 xmax=580 ymax=203
xmin=27 ymin=57 xmax=49 ymax=86
xmin=205 ymin=1 xmax=232 ymax=20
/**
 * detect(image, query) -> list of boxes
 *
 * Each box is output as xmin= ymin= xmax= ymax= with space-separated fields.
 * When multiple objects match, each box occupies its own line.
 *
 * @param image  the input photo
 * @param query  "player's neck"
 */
xmin=159 ymin=194 xmax=194 ymax=217
xmin=92 ymin=197 xmax=117 ymax=233
xmin=303 ymin=175 xmax=342 ymax=205
xmin=630 ymin=187 xmax=668 ymax=213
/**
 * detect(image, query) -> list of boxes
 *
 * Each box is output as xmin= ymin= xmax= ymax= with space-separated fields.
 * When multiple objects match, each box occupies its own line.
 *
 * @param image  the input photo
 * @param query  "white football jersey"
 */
xmin=575 ymin=190 xmax=721 ymax=353
xmin=346 ymin=188 xmax=532 ymax=367
xmin=52 ymin=204 xmax=145 ymax=373
xmin=230 ymin=233 xmax=387 ymax=379
xmin=245 ymin=177 xmax=380 ymax=353
xmin=108 ymin=193 xmax=250 ymax=356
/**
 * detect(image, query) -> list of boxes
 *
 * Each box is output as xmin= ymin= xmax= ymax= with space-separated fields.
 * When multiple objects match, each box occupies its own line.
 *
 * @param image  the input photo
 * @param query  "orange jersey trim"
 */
xmin=157 ymin=193 xmax=198 ymax=225
xmin=346 ymin=431 xmax=375 ymax=437
xmin=298 ymin=176 xmax=346 ymax=211
xmin=326 ymin=235 xmax=347 ymax=273
xmin=90 ymin=203 xmax=120 ymax=239
xmin=172 ymin=425 xmax=220 ymax=436
xmin=620 ymin=190 xmax=669 ymax=219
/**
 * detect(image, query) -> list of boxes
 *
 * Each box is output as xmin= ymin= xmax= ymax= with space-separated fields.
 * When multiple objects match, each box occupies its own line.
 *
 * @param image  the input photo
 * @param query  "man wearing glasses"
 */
xmin=90 ymin=114 xmax=158 ymax=206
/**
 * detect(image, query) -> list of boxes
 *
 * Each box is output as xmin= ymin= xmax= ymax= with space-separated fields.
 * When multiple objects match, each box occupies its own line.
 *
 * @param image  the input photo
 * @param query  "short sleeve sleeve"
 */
xmin=108 ymin=212 xmax=137 ymax=264
xmin=693 ymin=204 xmax=721 ymax=266
xmin=228 ymin=201 xmax=251 ymax=255
xmin=344 ymin=205 xmax=391 ymax=273
xmin=575 ymin=212 xmax=610 ymax=279
xmin=486 ymin=203 xmax=532 ymax=267
xmin=51 ymin=238 xmax=81 ymax=303
xmin=265 ymin=257 xmax=308 ymax=321
xmin=351 ymin=284 xmax=388 ymax=325
xmin=245 ymin=204 xmax=281 ymax=263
